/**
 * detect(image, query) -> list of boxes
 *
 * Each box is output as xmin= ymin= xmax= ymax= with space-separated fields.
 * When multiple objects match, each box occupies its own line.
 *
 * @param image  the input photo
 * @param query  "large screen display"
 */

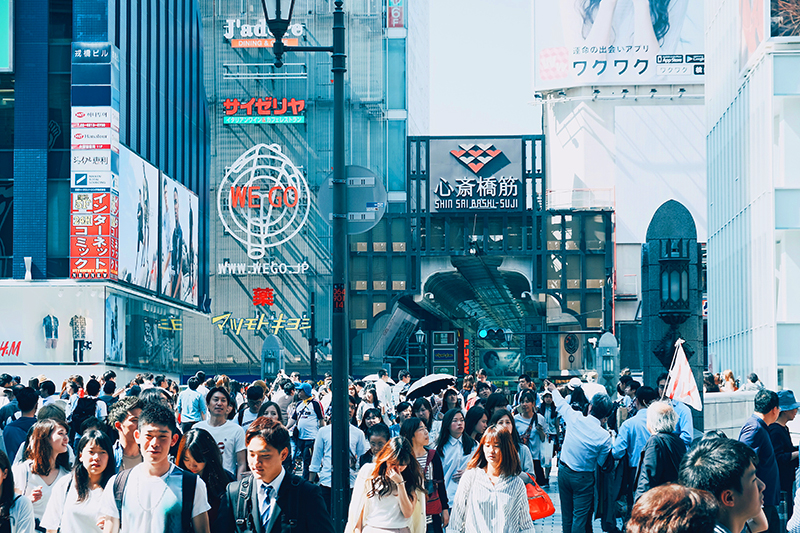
xmin=533 ymin=0 xmax=704 ymax=90
xmin=117 ymin=145 xmax=159 ymax=291
xmin=160 ymin=175 xmax=199 ymax=306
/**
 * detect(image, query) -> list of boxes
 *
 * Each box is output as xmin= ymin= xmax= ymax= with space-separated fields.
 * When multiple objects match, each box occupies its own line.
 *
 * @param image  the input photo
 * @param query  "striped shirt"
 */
xmin=449 ymin=468 xmax=535 ymax=533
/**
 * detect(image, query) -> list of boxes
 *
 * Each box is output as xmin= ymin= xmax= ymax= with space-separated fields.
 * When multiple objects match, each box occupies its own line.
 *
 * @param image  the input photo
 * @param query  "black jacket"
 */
xmin=217 ymin=472 xmax=334 ymax=533
xmin=633 ymin=431 xmax=686 ymax=503
xmin=768 ymin=422 xmax=799 ymax=494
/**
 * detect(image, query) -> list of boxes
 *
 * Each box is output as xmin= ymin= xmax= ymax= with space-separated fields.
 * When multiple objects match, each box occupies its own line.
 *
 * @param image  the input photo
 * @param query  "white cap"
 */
xmin=568 ymin=377 xmax=583 ymax=389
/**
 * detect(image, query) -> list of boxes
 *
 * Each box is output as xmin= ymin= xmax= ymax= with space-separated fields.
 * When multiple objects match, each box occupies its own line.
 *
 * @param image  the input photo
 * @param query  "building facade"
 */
xmin=199 ymin=0 xmax=429 ymax=380
xmin=0 ymin=0 xmax=210 ymax=384
xmin=706 ymin=0 xmax=800 ymax=388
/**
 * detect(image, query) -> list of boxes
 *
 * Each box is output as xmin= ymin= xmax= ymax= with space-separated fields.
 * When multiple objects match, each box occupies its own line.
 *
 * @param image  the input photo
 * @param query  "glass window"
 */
xmin=0 ymin=181 xmax=11 ymax=278
xmin=584 ymin=214 xmax=605 ymax=250
xmin=47 ymin=181 xmax=69 ymax=260
xmin=386 ymin=39 xmax=406 ymax=109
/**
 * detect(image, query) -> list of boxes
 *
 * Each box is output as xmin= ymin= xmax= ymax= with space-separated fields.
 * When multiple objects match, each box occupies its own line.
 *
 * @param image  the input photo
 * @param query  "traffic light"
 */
xmin=478 ymin=328 xmax=506 ymax=343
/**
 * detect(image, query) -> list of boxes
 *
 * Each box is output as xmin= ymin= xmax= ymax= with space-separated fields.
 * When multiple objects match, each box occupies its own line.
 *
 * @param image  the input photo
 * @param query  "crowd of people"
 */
xmin=0 ymin=367 xmax=791 ymax=533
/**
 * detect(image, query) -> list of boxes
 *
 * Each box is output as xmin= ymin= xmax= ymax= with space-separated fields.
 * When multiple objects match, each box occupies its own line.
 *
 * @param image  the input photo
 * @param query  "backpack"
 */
xmin=226 ymin=474 xmax=301 ymax=533
xmin=114 ymin=466 xmax=198 ymax=533
xmin=69 ymin=397 xmax=98 ymax=438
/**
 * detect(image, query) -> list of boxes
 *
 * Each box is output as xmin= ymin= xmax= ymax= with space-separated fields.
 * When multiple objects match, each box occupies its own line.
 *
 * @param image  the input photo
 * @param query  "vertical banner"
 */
xmin=387 ymin=0 xmax=404 ymax=28
xmin=0 ymin=0 xmax=11 ymax=72
xmin=70 ymin=43 xmax=121 ymax=279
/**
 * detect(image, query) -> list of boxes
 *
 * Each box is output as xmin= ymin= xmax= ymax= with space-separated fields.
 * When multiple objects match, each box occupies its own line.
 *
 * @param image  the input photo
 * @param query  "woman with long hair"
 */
xmin=357 ymin=388 xmax=384 ymax=427
xmin=256 ymin=400 xmax=284 ymax=425
xmin=40 ymin=429 xmax=114 ymax=533
xmin=448 ymin=426 xmax=535 ymax=533
xmin=175 ymin=428 xmax=234 ymax=531
xmin=0 ymin=450 xmax=33 ymax=532
xmin=435 ymin=409 xmax=475 ymax=513
xmin=12 ymin=419 xmax=71 ymax=528
xmin=464 ymin=406 xmax=487 ymax=443
xmin=359 ymin=408 xmax=385 ymax=435
xmin=437 ymin=389 xmax=463 ymax=419
xmin=489 ymin=409 xmax=536 ymax=477
xmin=401 ymin=418 xmax=449 ymax=533
xmin=345 ymin=436 xmax=426 ymax=533
xmin=413 ymin=398 xmax=443 ymax=442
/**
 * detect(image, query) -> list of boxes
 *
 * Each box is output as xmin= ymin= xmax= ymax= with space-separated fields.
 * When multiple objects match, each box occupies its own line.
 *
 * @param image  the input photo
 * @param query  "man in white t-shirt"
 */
xmin=193 ymin=387 xmax=247 ymax=479
xmin=98 ymin=402 xmax=211 ymax=533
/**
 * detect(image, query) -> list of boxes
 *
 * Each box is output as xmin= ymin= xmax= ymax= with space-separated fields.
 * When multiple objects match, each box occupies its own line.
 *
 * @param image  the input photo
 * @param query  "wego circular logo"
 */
xmin=217 ymin=144 xmax=310 ymax=259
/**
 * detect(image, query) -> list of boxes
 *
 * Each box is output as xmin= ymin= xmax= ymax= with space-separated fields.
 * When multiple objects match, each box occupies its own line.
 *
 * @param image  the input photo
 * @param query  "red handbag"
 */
xmin=521 ymin=473 xmax=555 ymax=520
xmin=424 ymin=449 xmax=443 ymax=515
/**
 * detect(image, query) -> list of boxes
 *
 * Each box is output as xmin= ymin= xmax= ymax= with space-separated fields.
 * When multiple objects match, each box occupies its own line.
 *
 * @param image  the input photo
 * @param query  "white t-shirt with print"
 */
xmin=192 ymin=420 xmax=246 ymax=474
xmin=97 ymin=463 xmax=210 ymax=533
xmin=40 ymin=474 xmax=104 ymax=533
xmin=12 ymin=460 xmax=70 ymax=520
xmin=515 ymin=413 xmax=547 ymax=461
xmin=294 ymin=400 xmax=321 ymax=440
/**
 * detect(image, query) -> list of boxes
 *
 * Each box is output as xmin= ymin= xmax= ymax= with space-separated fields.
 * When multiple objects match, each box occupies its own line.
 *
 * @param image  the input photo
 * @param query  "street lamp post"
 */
xmin=261 ymin=1 xmax=349 ymax=529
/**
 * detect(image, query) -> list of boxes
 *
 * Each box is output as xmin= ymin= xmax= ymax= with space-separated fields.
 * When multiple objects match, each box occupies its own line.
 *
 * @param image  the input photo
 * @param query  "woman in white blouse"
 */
xmin=448 ymin=425 xmax=535 ymax=533
xmin=434 ymin=409 xmax=476 ymax=509
xmin=13 ymin=420 xmax=71 ymax=529
xmin=41 ymin=429 xmax=115 ymax=533
xmin=345 ymin=436 xmax=426 ymax=533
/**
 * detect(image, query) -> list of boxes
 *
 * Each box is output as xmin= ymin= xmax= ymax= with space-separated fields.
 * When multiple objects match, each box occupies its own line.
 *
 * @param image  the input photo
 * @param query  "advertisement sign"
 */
xmin=480 ymin=349 xmax=522 ymax=378
xmin=429 ymin=138 xmax=523 ymax=212
xmin=222 ymin=19 xmax=303 ymax=48
xmin=161 ymin=176 xmax=199 ymax=306
xmin=105 ymin=294 xmax=125 ymax=364
xmin=69 ymin=192 xmax=119 ymax=279
xmin=222 ymin=97 xmax=305 ymax=124
xmin=387 ymin=0 xmax=404 ymax=28
xmin=0 ymin=0 xmax=11 ymax=72
xmin=217 ymin=144 xmax=311 ymax=260
xmin=118 ymin=146 xmax=159 ymax=291
xmin=433 ymin=348 xmax=456 ymax=364
xmin=533 ymin=0 xmax=704 ymax=90
xmin=0 ymin=286 xmax=105 ymax=363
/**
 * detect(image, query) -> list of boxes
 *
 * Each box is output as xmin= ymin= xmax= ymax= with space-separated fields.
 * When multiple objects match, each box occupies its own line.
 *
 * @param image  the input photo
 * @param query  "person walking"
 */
xmin=345 ymin=436 xmax=425 ymax=533
xmin=543 ymin=379 xmax=612 ymax=533
xmin=512 ymin=391 xmax=547 ymax=484
xmin=175 ymin=428 xmax=235 ymax=532
xmin=175 ymin=377 xmax=207 ymax=433
xmin=193 ymin=387 xmax=247 ymax=480
xmin=0 ymin=450 xmax=34 ymax=532
xmin=401 ymin=417 xmax=449 ymax=533
xmin=435 ymin=409 xmax=476 ymax=511
xmin=489 ymin=409 xmax=537 ymax=477
xmin=539 ymin=391 xmax=560 ymax=484
xmin=13 ymin=419 xmax=72 ymax=530
xmin=768 ymin=389 xmax=800 ymax=519
xmin=738 ymin=389 xmax=782 ymax=533
xmin=447 ymin=425 xmax=535 ymax=533
xmin=632 ymin=401 xmax=686 ymax=503
xmin=40 ymin=429 xmax=115 ymax=533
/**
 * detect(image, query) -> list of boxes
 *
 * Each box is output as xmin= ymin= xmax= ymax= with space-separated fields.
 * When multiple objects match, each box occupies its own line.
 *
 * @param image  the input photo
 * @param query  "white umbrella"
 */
xmin=363 ymin=374 xmax=396 ymax=385
xmin=406 ymin=374 xmax=456 ymax=400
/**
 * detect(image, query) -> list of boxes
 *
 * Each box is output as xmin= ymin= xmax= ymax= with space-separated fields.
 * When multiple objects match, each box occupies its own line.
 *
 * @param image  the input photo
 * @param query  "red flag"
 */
xmin=665 ymin=339 xmax=703 ymax=411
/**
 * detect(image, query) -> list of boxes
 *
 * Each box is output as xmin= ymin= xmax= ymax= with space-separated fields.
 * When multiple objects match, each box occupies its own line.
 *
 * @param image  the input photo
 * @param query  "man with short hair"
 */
xmin=476 ymin=368 xmax=497 ymax=392
xmin=544 ymin=379 xmax=612 ymax=533
xmin=309 ymin=395 xmax=368 ymax=512
xmin=613 ymin=386 xmax=659 ymax=510
xmin=656 ymin=372 xmax=694 ymax=446
xmin=218 ymin=417 xmax=333 ymax=533
xmin=466 ymin=381 xmax=492 ymax=410
xmin=195 ymin=371 xmax=209 ymax=396
xmin=0 ymin=384 xmax=22 ymax=428
xmin=739 ymin=388 xmax=782 ymax=533
xmin=176 ymin=377 xmax=207 ymax=433
xmin=286 ymin=383 xmax=323 ymax=480
xmin=108 ymin=396 xmax=144 ymax=471
xmin=238 ymin=385 xmax=264 ymax=429
xmin=271 ymin=379 xmax=294 ymax=424
xmin=393 ymin=370 xmax=412 ymax=405
xmin=679 ymin=437 xmax=765 ymax=533
xmin=768 ymin=389 xmax=800 ymax=518
xmin=99 ymin=402 xmax=211 ymax=533
xmin=514 ymin=374 xmax=534 ymax=407
xmin=740 ymin=373 xmax=765 ymax=392
xmin=375 ymin=369 xmax=394 ymax=411
xmin=99 ymin=380 xmax=118 ymax=409
xmin=39 ymin=380 xmax=62 ymax=407
xmin=194 ymin=387 xmax=247 ymax=479
xmin=3 ymin=386 xmax=38 ymax=459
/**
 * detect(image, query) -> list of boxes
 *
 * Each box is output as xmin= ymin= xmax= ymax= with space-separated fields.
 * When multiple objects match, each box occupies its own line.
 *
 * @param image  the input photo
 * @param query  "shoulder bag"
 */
xmin=520 ymin=472 xmax=555 ymax=520
xmin=423 ymin=448 xmax=442 ymax=515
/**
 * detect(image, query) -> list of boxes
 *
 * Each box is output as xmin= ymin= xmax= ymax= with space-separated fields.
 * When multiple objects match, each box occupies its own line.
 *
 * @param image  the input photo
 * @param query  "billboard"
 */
xmin=105 ymin=294 xmax=125 ymax=364
xmin=160 ymin=175 xmax=199 ymax=306
xmin=533 ymin=0 xmax=704 ymax=90
xmin=479 ymin=349 xmax=522 ymax=378
xmin=118 ymin=146 xmax=159 ymax=291
xmin=428 ymin=138 xmax=523 ymax=213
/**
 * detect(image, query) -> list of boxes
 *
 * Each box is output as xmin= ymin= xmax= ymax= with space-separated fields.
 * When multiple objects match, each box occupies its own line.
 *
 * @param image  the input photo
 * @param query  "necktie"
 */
xmin=260 ymin=484 xmax=273 ymax=530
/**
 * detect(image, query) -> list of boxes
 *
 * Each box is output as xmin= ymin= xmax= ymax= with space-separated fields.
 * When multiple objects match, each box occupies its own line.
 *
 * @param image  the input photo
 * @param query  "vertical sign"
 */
xmin=70 ymin=43 xmax=121 ymax=279
xmin=387 ymin=0 xmax=404 ymax=28
xmin=0 ymin=0 xmax=10 ymax=72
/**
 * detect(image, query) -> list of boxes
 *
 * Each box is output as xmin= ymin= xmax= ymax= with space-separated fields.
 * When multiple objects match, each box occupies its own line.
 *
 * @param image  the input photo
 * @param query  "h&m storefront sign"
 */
xmin=429 ymin=137 xmax=523 ymax=212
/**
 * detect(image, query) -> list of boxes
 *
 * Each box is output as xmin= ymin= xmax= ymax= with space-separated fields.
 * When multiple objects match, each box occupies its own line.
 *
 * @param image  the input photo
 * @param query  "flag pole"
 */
xmin=661 ymin=338 xmax=683 ymax=400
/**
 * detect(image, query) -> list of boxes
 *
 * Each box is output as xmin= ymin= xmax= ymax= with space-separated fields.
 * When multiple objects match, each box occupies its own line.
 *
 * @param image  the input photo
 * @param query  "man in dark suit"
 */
xmin=739 ymin=388 xmax=781 ymax=533
xmin=218 ymin=416 xmax=334 ymax=533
